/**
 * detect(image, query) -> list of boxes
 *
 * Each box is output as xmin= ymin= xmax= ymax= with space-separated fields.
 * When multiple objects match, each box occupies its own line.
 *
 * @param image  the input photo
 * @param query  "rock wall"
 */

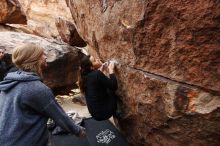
xmin=67 ymin=0 xmax=220 ymax=92
xmin=55 ymin=17 xmax=86 ymax=46
xmin=0 ymin=0 xmax=27 ymax=24
xmin=116 ymin=65 xmax=220 ymax=146
xmin=66 ymin=0 xmax=220 ymax=145
xmin=1 ymin=0 xmax=86 ymax=46
xmin=17 ymin=0 xmax=73 ymax=39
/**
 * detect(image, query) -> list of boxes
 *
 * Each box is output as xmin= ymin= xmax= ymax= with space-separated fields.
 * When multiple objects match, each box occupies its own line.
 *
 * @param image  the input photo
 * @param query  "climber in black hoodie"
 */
xmin=78 ymin=55 xmax=118 ymax=121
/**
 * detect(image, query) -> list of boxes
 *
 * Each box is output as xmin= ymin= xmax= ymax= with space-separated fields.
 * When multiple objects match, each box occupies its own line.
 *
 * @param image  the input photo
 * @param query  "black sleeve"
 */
xmin=97 ymin=70 xmax=118 ymax=90
xmin=0 ymin=61 xmax=7 ymax=81
xmin=6 ymin=64 xmax=18 ymax=73
xmin=21 ymin=85 xmax=81 ymax=136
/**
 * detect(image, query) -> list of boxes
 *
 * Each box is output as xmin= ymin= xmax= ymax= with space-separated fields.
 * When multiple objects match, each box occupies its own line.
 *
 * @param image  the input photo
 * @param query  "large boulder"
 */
xmin=67 ymin=0 xmax=220 ymax=92
xmin=17 ymin=0 xmax=72 ymax=38
xmin=1 ymin=0 xmax=86 ymax=46
xmin=13 ymin=0 xmax=86 ymax=46
xmin=0 ymin=0 xmax=27 ymax=24
xmin=0 ymin=24 xmax=21 ymax=32
xmin=0 ymin=24 xmax=34 ymax=34
xmin=66 ymin=0 xmax=220 ymax=145
xmin=0 ymin=31 xmax=81 ymax=90
xmin=115 ymin=65 xmax=220 ymax=146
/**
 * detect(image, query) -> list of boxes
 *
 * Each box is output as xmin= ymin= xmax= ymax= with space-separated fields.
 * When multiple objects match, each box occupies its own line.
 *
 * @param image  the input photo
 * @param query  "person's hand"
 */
xmin=78 ymin=127 xmax=86 ymax=138
xmin=108 ymin=61 xmax=115 ymax=74
xmin=99 ymin=62 xmax=108 ymax=72
xmin=93 ymin=58 xmax=103 ymax=70
xmin=99 ymin=64 xmax=105 ymax=72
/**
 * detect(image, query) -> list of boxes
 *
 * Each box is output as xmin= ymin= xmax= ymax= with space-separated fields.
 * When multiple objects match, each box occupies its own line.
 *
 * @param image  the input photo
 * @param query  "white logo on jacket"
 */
xmin=96 ymin=129 xmax=116 ymax=144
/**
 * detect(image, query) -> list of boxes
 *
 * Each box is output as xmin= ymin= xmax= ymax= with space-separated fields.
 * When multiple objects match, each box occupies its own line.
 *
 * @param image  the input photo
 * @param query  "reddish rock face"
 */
xmin=3 ymin=0 xmax=86 ymax=47
xmin=66 ymin=0 xmax=220 ymax=145
xmin=67 ymin=0 xmax=220 ymax=92
xmin=16 ymin=0 xmax=73 ymax=39
xmin=0 ymin=0 xmax=27 ymax=24
xmin=55 ymin=17 xmax=86 ymax=47
xmin=115 ymin=66 xmax=220 ymax=146
xmin=0 ymin=31 xmax=81 ymax=90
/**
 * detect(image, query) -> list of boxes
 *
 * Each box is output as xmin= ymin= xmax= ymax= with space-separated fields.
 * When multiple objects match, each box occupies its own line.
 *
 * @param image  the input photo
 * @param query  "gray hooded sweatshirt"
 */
xmin=0 ymin=71 xmax=81 ymax=146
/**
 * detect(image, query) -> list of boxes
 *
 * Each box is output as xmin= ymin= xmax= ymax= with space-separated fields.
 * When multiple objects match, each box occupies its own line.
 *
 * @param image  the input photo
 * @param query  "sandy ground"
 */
xmin=56 ymin=93 xmax=115 ymax=124
xmin=56 ymin=95 xmax=91 ymax=118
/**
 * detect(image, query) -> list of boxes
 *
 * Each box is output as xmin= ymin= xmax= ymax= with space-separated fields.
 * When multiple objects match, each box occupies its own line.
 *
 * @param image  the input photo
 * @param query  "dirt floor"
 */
xmin=55 ymin=90 xmax=115 ymax=124
xmin=56 ymin=94 xmax=91 ymax=118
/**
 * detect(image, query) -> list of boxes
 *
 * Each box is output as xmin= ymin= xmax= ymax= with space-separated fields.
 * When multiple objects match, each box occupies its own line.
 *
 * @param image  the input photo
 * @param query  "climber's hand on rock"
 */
xmin=108 ymin=61 xmax=115 ymax=74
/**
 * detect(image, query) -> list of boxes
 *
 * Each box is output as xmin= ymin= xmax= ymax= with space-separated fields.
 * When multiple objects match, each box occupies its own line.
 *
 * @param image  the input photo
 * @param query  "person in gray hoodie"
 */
xmin=0 ymin=44 xmax=86 ymax=146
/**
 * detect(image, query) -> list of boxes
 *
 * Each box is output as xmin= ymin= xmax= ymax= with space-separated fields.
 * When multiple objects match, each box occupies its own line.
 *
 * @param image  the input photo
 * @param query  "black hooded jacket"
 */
xmin=0 ymin=61 xmax=7 ymax=81
xmin=85 ymin=70 xmax=118 ymax=121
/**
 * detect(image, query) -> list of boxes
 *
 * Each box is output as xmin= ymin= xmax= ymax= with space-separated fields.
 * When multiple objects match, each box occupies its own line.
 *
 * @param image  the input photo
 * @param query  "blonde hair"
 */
xmin=12 ymin=44 xmax=44 ymax=75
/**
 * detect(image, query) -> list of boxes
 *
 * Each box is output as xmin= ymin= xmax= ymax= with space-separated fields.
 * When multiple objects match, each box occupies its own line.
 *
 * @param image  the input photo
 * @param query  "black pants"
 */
xmin=91 ymin=90 xmax=117 ymax=121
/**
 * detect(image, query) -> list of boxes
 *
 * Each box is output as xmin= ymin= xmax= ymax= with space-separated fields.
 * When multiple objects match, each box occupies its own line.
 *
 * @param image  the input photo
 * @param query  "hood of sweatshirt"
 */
xmin=0 ymin=70 xmax=41 ymax=92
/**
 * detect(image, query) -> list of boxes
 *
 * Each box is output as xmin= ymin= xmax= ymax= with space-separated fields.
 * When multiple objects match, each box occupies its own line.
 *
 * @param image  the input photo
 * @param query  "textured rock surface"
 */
xmin=55 ymin=17 xmax=86 ymax=46
xmin=0 ymin=24 xmax=34 ymax=35
xmin=67 ymin=0 xmax=220 ymax=145
xmin=1 ymin=0 xmax=86 ymax=46
xmin=67 ymin=0 xmax=220 ymax=92
xmin=115 ymin=66 xmax=220 ymax=146
xmin=15 ymin=0 xmax=82 ymax=41
xmin=0 ymin=0 xmax=27 ymax=24
xmin=0 ymin=31 xmax=81 ymax=89
xmin=0 ymin=24 xmax=20 ymax=32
